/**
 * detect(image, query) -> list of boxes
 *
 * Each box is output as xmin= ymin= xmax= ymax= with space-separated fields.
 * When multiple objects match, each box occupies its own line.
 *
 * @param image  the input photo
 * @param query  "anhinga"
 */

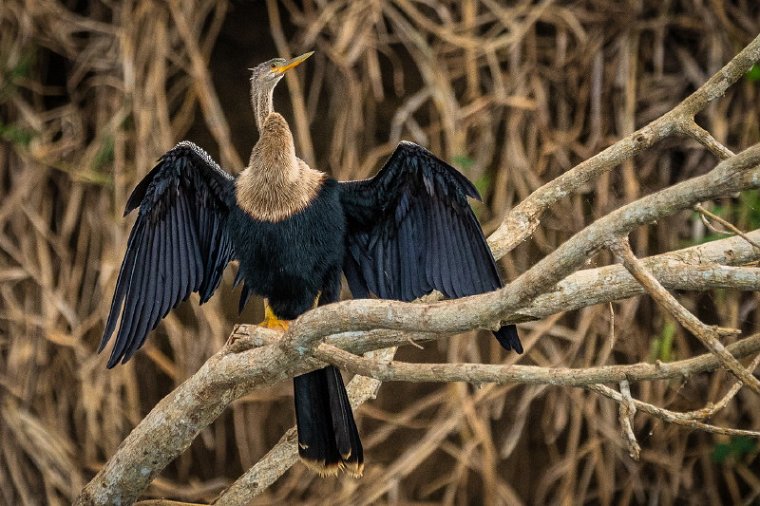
xmin=99 ymin=51 xmax=522 ymax=477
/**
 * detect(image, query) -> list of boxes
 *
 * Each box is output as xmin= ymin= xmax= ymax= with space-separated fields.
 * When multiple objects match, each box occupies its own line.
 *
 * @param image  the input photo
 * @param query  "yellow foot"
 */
xmin=258 ymin=301 xmax=290 ymax=332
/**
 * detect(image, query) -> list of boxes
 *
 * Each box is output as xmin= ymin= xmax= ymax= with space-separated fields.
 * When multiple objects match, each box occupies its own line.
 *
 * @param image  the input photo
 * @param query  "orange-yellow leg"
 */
xmin=258 ymin=294 xmax=321 ymax=332
xmin=259 ymin=300 xmax=291 ymax=332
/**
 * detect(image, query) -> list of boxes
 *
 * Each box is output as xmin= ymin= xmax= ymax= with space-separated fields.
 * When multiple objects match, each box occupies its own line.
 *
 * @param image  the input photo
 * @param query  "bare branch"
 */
xmin=609 ymin=238 xmax=760 ymax=394
xmin=317 ymin=334 xmax=760 ymax=387
xmin=487 ymin=33 xmax=760 ymax=258
xmin=682 ymin=352 xmax=760 ymax=421
xmin=214 ymin=348 xmax=398 ymax=505
xmin=681 ymin=120 xmax=735 ymax=159
xmin=617 ymin=380 xmax=640 ymax=461
xmin=588 ymin=384 xmax=760 ymax=439
xmin=695 ymin=203 xmax=760 ymax=252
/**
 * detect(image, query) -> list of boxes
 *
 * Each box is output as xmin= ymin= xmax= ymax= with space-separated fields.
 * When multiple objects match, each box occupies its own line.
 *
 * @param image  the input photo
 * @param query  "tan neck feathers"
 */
xmin=236 ymin=113 xmax=325 ymax=222
xmin=252 ymin=80 xmax=274 ymax=132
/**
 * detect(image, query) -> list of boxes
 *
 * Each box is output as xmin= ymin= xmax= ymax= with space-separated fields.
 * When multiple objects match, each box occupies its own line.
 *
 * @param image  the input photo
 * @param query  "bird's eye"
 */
xmin=270 ymin=63 xmax=276 ymax=69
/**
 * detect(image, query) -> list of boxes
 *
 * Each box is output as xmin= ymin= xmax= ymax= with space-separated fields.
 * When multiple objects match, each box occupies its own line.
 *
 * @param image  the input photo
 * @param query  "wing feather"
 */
xmin=448 ymin=208 xmax=468 ymax=295
xmin=155 ymin=215 xmax=171 ymax=325
xmin=127 ymin=227 xmax=160 ymax=361
xmin=375 ymin=237 xmax=386 ymax=299
xmin=177 ymin=193 xmax=198 ymax=297
xmin=114 ymin=227 xmax=151 ymax=361
xmin=169 ymin=197 xmax=182 ymax=305
xmin=181 ymin=195 xmax=196 ymax=297
xmin=140 ymin=218 xmax=162 ymax=336
xmin=434 ymin=200 xmax=457 ymax=297
xmin=100 ymin=141 xmax=235 ymax=367
xmin=358 ymin=239 xmax=377 ymax=296
xmin=340 ymin=141 xmax=521 ymax=352
xmin=424 ymin=200 xmax=442 ymax=293
xmin=158 ymin=216 xmax=173 ymax=323
xmin=100 ymin=222 xmax=140 ymax=350
xmin=389 ymin=231 xmax=401 ymax=298
xmin=399 ymin=210 xmax=414 ymax=301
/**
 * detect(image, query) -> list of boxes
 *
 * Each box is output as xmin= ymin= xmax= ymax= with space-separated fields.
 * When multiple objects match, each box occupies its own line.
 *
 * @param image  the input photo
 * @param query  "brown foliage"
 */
xmin=2 ymin=1 xmax=760 ymax=504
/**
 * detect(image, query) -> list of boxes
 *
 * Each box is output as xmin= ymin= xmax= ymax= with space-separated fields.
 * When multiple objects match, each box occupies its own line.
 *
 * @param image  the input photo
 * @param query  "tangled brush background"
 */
xmin=2 ymin=1 xmax=760 ymax=504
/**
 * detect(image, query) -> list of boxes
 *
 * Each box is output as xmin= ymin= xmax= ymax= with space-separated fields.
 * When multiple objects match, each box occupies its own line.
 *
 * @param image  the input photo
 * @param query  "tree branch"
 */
xmin=316 ymin=333 xmax=760 ymax=387
xmin=695 ymin=203 xmax=760 ymax=252
xmin=587 ymin=384 xmax=760 ymax=439
xmin=487 ymin=33 xmax=760 ymax=258
xmin=609 ymin=238 xmax=760 ymax=394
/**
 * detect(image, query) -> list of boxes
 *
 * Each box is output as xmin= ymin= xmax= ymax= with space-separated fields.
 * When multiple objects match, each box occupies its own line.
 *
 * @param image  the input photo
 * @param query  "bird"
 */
xmin=99 ymin=51 xmax=522 ymax=477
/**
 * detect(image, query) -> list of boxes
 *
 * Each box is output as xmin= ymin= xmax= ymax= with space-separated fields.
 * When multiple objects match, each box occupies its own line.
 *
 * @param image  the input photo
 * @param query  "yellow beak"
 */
xmin=272 ymin=51 xmax=314 ymax=74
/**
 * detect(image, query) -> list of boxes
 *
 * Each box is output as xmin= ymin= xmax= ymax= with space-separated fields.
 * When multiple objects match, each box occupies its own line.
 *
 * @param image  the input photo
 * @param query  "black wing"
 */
xmin=339 ymin=141 xmax=521 ymax=352
xmin=99 ymin=141 xmax=236 ymax=367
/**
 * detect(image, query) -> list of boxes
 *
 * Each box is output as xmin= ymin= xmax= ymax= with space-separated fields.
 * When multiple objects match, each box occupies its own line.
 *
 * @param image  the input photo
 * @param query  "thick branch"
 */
xmin=318 ymin=230 xmax=760 ymax=352
xmin=510 ymin=245 xmax=760 ymax=323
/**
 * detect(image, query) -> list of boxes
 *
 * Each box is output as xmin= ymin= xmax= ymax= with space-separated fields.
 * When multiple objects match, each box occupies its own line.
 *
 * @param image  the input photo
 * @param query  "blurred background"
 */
xmin=2 ymin=1 xmax=760 ymax=504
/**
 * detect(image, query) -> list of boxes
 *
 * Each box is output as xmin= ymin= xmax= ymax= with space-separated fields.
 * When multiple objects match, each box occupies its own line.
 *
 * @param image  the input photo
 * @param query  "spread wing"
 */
xmin=99 ymin=141 xmax=236 ymax=367
xmin=339 ymin=141 xmax=521 ymax=352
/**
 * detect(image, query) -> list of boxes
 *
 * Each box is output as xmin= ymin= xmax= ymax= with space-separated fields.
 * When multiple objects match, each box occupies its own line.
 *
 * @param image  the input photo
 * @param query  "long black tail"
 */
xmin=293 ymin=366 xmax=363 ymax=476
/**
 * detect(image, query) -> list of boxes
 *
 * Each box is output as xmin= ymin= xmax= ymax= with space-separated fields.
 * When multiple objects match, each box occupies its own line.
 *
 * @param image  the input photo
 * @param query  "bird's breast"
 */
xmin=235 ymin=161 xmax=326 ymax=222
xmin=227 ymin=178 xmax=346 ymax=297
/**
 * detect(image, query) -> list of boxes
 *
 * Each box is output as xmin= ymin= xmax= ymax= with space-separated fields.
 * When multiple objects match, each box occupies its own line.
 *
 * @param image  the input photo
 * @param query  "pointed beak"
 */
xmin=272 ymin=51 xmax=314 ymax=74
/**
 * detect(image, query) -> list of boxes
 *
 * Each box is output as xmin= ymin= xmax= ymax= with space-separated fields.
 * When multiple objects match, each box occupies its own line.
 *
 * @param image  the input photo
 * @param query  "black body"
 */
xmin=227 ymin=179 xmax=345 ymax=319
xmin=228 ymin=178 xmax=361 ymax=473
xmin=99 ymin=140 xmax=521 ymax=476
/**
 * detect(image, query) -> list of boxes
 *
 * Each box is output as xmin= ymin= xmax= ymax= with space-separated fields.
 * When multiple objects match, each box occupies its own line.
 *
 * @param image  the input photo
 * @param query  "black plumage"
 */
xmin=227 ymin=179 xmax=345 ymax=320
xmin=100 ymin=143 xmax=235 ymax=367
xmin=341 ymin=141 xmax=522 ymax=352
xmin=99 ymin=52 xmax=521 ymax=478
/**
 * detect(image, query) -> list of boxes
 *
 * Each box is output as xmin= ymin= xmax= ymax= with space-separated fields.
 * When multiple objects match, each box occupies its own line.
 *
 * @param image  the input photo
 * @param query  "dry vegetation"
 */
xmin=2 ymin=0 xmax=760 ymax=504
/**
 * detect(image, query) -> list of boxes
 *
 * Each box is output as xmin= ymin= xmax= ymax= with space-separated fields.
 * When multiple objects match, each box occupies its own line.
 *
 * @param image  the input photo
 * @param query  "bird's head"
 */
xmin=249 ymin=51 xmax=314 ymax=90
xmin=249 ymin=51 xmax=313 ymax=132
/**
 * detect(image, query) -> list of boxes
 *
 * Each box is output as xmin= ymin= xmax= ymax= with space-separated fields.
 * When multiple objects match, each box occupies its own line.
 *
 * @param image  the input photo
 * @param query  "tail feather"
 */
xmin=325 ymin=366 xmax=363 ymax=475
xmin=294 ymin=366 xmax=364 ymax=477
xmin=494 ymin=324 xmax=523 ymax=354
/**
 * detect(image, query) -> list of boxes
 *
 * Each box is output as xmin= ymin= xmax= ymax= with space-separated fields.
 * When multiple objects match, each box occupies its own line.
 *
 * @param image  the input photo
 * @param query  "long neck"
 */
xmin=238 ymin=78 xmax=326 ymax=221
xmin=250 ymin=113 xmax=298 ymax=172
xmin=236 ymin=113 xmax=325 ymax=222
xmin=252 ymin=81 xmax=274 ymax=132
